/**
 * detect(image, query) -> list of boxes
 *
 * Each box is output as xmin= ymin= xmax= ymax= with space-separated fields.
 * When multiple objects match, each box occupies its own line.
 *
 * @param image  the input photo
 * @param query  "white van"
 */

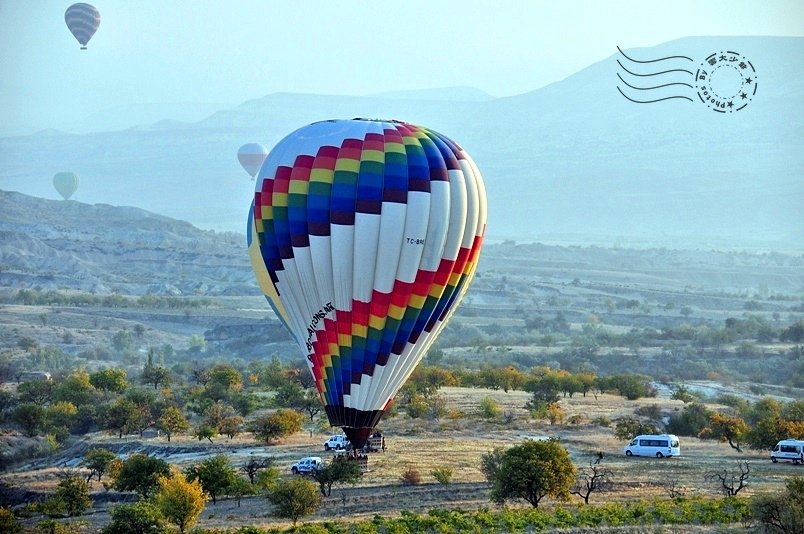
xmin=624 ymin=434 xmax=680 ymax=458
xmin=770 ymin=439 xmax=804 ymax=464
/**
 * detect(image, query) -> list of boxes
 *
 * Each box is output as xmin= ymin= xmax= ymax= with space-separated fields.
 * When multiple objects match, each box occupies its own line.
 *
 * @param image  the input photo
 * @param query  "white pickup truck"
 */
xmin=324 ymin=434 xmax=351 ymax=451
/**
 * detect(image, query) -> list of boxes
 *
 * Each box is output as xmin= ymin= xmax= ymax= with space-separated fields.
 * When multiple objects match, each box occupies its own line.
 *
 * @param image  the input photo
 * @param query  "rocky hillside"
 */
xmin=0 ymin=190 xmax=256 ymax=296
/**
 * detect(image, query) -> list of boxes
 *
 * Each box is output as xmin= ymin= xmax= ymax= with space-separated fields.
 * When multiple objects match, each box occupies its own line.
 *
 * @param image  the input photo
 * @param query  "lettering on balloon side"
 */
xmin=405 ymin=237 xmax=425 ymax=245
xmin=306 ymin=302 xmax=335 ymax=355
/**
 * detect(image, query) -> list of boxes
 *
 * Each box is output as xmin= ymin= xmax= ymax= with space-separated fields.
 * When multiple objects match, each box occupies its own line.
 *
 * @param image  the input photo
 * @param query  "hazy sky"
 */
xmin=1 ymin=0 xmax=802 ymax=134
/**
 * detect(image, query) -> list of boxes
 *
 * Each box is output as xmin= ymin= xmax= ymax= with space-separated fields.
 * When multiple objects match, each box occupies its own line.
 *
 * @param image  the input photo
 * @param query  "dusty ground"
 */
xmin=4 ymin=386 xmax=799 ymax=532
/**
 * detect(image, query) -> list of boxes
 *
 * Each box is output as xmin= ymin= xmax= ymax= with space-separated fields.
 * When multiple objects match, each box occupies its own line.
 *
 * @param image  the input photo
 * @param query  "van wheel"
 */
xmin=625 ymin=451 xmax=633 ymax=457
xmin=772 ymin=457 xmax=778 ymax=463
xmin=291 ymin=467 xmax=298 ymax=474
xmin=324 ymin=445 xmax=330 ymax=451
xmin=656 ymin=452 xmax=664 ymax=458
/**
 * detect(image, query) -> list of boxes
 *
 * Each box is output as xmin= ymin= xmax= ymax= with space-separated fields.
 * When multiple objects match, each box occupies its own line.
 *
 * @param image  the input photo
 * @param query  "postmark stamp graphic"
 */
xmin=695 ymin=51 xmax=757 ymax=113
xmin=616 ymin=46 xmax=758 ymax=113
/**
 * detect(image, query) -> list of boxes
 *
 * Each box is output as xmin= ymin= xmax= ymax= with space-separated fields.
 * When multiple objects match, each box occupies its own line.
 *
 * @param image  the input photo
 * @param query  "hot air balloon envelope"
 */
xmin=53 ymin=172 xmax=79 ymax=200
xmin=238 ymin=143 xmax=269 ymax=178
xmin=249 ymin=119 xmax=487 ymax=447
xmin=65 ymin=3 xmax=100 ymax=50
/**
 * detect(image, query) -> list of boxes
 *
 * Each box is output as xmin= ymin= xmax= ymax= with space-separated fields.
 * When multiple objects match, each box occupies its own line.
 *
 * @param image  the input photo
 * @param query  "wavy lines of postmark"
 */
xmin=616 ymin=46 xmax=757 ymax=113
xmin=616 ymin=46 xmax=695 ymax=104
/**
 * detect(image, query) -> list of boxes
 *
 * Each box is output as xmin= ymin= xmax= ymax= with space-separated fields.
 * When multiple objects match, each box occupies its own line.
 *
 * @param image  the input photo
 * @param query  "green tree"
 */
xmin=52 ymin=475 xmax=92 ymax=516
xmin=479 ymin=396 xmax=502 ymax=419
xmin=114 ymin=454 xmax=170 ymax=498
xmin=242 ymin=457 xmax=277 ymax=485
xmin=157 ymin=405 xmax=189 ymax=442
xmin=194 ymin=424 xmax=216 ymax=444
xmin=405 ymin=393 xmax=429 ymax=419
xmin=16 ymin=380 xmax=54 ymax=406
xmin=53 ymin=370 xmax=98 ymax=407
xmin=267 ymin=478 xmax=321 ymax=525
xmin=480 ymin=446 xmax=506 ymax=483
xmin=487 ymin=439 xmax=576 ymax=508
xmin=254 ymin=467 xmax=281 ymax=492
xmin=123 ymin=389 xmax=154 ymax=438
xmin=671 ymin=384 xmax=697 ymax=404
xmin=751 ymin=475 xmax=804 ymax=534
xmin=82 ymin=448 xmax=117 ymax=483
xmin=12 ymin=402 xmax=46 ymax=436
xmin=203 ymin=364 xmax=241 ymax=401
xmin=89 ymin=368 xmax=128 ymax=394
xmin=101 ymin=501 xmax=168 ymax=534
xmin=153 ymin=468 xmax=206 ymax=534
xmin=230 ymin=391 xmax=259 ymax=417
xmin=614 ymin=417 xmax=658 ymax=441
xmin=667 ymin=403 xmax=713 ymax=437
xmin=185 ymin=454 xmax=237 ymax=505
xmin=250 ymin=409 xmax=304 ymax=444
xmin=111 ymin=330 xmax=134 ymax=352
xmin=258 ymin=355 xmax=287 ymax=389
xmin=0 ymin=506 xmax=23 ymax=533
xmin=602 ymin=374 xmax=655 ymax=401
xmin=431 ymin=466 xmax=454 ymax=484
xmin=202 ymin=402 xmax=241 ymax=437
xmin=524 ymin=371 xmax=562 ymax=406
xmin=698 ymin=412 xmax=750 ymax=452
xmin=141 ymin=351 xmax=171 ymax=390
xmin=311 ymin=459 xmax=362 ymax=496
xmin=271 ymin=382 xmax=306 ymax=410
xmin=228 ymin=476 xmax=255 ymax=507
xmin=45 ymin=401 xmax=77 ymax=433
xmin=103 ymin=398 xmax=138 ymax=439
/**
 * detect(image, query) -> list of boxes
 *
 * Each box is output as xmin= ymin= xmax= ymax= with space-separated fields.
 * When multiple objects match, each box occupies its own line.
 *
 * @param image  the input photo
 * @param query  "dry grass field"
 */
xmin=4 ymin=385 xmax=799 ymax=532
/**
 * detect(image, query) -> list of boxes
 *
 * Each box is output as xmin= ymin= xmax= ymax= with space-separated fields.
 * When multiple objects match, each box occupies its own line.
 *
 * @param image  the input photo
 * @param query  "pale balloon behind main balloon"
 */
xmin=53 ymin=172 xmax=79 ymax=200
xmin=64 ymin=3 xmax=100 ymax=50
xmin=249 ymin=119 xmax=487 ymax=448
xmin=238 ymin=143 xmax=269 ymax=179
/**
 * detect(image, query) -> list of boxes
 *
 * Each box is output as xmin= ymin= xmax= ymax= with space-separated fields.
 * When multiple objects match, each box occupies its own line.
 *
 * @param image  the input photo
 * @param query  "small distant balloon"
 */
xmin=53 ymin=172 xmax=79 ymax=200
xmin=65 ymin=3 xmax=101 ymax=50
xmin=237 ymin=143 xmax=269 ymax=179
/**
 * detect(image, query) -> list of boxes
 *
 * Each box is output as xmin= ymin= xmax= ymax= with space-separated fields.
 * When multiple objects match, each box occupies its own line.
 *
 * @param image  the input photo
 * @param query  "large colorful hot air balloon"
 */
xmin=238 ymin=143 xmax=269 ymax=179
xmin=53 ymin=172 xmax=79 ymax=200
xmin=249 ymin=118 xmax=487 ymax=448
xmin=64 ymin=3 xmax=100 ymax=50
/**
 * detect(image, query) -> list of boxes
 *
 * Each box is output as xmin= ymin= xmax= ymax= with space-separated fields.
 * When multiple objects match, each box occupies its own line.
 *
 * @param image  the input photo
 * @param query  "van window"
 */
xmin=780 ymin=445 xmax=800 ymax=453
xmin=639 ymin=439 xmax=669 ymax=447
xmin=671 ymin=439 xmax=679 ymax=448
xmin=630 ymin=439 xmax=637 ymax=446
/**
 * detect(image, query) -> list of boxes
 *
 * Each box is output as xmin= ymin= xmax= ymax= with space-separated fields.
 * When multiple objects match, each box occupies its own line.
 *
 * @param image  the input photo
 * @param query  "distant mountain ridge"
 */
xmin=1 ymin=190 xmax=801 ymax=296
xmin=0 ymin=36 xmax=801 ymax=249
xmin=0 ymin=190 xmax=255 ymax=296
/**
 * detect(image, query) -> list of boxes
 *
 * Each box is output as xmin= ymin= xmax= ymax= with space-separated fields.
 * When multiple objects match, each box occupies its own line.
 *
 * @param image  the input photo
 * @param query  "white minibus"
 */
xmin=770 ymin=439 xmax=804 ymax=464
xmin=624 ymin=434 xmax=680 ymax=458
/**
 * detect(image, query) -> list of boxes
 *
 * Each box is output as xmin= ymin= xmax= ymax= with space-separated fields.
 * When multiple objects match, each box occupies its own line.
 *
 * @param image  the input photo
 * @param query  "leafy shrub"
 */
xmin=591 ymin=416 xmax=611 ymax=427
xmin=635 ymin=404 xmax=663 ymax=420
xmin=400 ymin=467 xmax=422 ymax=485
xmin=614 ymin=418 xmax=658 ymax=440
xmin=430 ymin=467 xmax=453 ymax=484
xmin=479 ymin=396 xmax=502 ymax=419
